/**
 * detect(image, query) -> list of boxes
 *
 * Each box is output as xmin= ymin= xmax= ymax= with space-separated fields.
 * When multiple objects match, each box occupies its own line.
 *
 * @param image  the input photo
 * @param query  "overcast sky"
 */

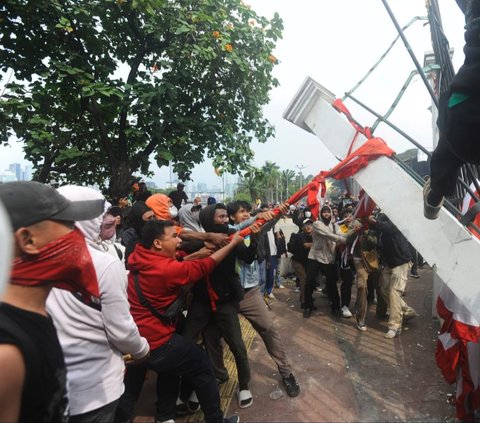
xmin=0 ymin=0 xmax=465 ymax=190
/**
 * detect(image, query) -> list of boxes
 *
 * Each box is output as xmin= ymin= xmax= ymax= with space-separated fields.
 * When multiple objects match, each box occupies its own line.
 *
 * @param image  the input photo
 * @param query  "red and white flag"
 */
xmin=436 ymin=285 xmax=480 ymax=422
xmin=352 ymin=189 xmax=376 ymax=220
xmin=436 ymin=184 xmax=480 ymax=422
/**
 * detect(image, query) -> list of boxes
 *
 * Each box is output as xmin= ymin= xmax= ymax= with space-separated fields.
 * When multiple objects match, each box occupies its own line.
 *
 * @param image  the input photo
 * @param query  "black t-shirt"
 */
xmin=0 ymin=303 xmax=69 ymax=423
xmin=168 ymin=190 xmax=188 ymax=209
xmin=292 ymin=232 xmax=313 ymax=264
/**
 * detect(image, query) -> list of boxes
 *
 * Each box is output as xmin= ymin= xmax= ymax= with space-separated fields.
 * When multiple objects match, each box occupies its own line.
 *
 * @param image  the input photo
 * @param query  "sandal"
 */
xmin=237 ymin=389 xmax=253 ymax=408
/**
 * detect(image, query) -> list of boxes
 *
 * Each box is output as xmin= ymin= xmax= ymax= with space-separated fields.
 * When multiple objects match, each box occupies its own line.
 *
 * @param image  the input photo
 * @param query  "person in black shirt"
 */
xmin=0 ymin=181 xmax=104 ymax=422
xmin=168 ymin=182 xmax=188 ymax=210
xmin=291 ymin=219 xmax=313 ymax=308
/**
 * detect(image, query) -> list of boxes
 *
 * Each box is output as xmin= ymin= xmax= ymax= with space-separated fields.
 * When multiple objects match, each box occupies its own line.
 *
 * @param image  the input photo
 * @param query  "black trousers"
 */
xmin=430 ymin=132 xmax=465 ymax=198
xmin=115 ymin=366 xmax=148 ymax=423
xmin=339 ymin=266 xmax=354 ymax=308
xmin=181 ymin=300 xmax=250 ymax=388
xmin=305 ymin=259 xmax=339 ymax=310
xmin=116 ymin=333 xmax=224 ymax=423
xmin=70 ymin=399 xmax=119 ymax=423
xmin=149 ymin=333 xmax=223 ymax=422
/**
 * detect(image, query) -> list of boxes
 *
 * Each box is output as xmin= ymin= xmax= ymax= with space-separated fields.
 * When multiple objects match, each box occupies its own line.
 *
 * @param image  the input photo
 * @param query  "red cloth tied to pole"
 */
xmin=237 ymin=137 xmax=395 ymax=238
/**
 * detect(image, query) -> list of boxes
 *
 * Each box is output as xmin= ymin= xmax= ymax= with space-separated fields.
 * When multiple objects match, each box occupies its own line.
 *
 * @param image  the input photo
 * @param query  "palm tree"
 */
xmin=261 ymin=161 xmax=280 ymax=203
xmin=236 ymin=170 xmax=264 ymax=204
xmin=282 ymin=169 xmax=296 ymax=198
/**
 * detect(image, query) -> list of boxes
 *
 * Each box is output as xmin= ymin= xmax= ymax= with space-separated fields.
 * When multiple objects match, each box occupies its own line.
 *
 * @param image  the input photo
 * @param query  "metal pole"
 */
xmin=345 ymin=93 xmax=432 ymax=157
xmin=380 ymin=0 xmax=439 ymax=108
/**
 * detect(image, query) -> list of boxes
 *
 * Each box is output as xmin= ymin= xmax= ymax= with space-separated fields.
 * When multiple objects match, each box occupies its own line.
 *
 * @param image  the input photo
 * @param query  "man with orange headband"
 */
xmin=0 ymin=181 xmax=104 ymax=422
xmin=146 ymin=193 xmax=230 ymax=247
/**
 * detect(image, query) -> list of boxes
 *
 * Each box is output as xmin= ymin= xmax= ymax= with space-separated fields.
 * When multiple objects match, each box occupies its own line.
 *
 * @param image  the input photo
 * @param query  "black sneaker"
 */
xmin=282 ymin=373 xmax=300 ymax=397
xmin=224 ymin=415 xmax=240 ymax=423
xmin=303 ymin=308 xmax=312 ymax=318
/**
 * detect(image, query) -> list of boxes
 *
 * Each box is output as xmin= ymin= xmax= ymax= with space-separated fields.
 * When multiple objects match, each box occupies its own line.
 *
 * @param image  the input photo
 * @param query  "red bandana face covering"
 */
xmin=10 ymin=229 xmax=100 ymax=300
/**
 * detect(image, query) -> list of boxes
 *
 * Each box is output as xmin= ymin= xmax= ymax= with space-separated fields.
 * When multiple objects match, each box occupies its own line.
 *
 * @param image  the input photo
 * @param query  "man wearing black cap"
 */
xmin=0 ymin=181 xmax=104 ymax=422
xmin=168 ymin=182 xmax=188 ymax=210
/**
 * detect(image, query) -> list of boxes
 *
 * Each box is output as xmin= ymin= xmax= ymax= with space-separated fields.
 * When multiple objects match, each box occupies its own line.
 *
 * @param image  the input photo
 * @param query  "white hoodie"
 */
xmin=46 ymin=186 xmax=149 ymax=415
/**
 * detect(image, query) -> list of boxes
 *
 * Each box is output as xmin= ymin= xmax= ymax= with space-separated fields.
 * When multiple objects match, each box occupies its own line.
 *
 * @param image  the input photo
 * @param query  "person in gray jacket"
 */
xmin=303 ymin=204 xmax=347 ymax=318
xmin=47 ymin=186 xmax=149 ymax=421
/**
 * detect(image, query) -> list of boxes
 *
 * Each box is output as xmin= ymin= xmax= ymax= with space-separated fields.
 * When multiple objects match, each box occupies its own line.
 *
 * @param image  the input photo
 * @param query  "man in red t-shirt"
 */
xmin=124 ymin=220 xmax=242 ymax=423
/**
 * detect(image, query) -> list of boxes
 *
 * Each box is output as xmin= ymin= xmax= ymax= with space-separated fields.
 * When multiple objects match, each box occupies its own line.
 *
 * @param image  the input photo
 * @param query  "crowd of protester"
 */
xmin=0 ymin=178 xmax=428 ymax=423
xmin=287 ymin=194 xmax=422 ymax=339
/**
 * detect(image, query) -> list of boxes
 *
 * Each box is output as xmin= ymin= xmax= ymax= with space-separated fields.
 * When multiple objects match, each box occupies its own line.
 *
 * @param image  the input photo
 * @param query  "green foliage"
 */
xmin=0 ymin=0 xmax=283 ymax=197
xmin=236 ymin=162 xmax=301 ymax=204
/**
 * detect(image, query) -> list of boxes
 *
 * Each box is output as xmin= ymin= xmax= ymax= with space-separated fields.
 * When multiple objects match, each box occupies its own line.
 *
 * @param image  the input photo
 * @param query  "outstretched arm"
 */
xmin=0 ymin=345 xmax=24 ymax=422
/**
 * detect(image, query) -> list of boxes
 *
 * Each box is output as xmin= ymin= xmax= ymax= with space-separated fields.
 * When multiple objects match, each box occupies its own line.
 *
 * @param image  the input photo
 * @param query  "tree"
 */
xmin=236 ymin=169 xmax=264 ymax=203
xmin=281 ymin=168 xmax=296 ymax=198
xmin=260 ymin=160 xmax=279 ymax=203
xmin=0 ymin=0 xmax=283 ymax=198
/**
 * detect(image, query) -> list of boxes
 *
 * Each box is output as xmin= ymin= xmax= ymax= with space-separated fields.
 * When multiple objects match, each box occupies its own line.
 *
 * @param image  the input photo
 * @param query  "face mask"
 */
xmin=169 ymin=205 xmax=178 ymax=218
xmin=304 ymin=211 xmax=312 ymax=218
xmin=10 ymin=229 xmax=100 ymax=301
xmin=100 ymin=214 xmax=117 ymax=241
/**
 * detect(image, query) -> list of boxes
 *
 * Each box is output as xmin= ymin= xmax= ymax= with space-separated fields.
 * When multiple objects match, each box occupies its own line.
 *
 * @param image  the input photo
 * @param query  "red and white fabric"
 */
xmin=436 ymin=184 xmax=480 ymax=422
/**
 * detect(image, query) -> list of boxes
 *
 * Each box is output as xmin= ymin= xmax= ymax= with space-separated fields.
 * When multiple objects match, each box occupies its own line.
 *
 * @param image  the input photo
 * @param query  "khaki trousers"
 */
xmin=353 ymin=259 xmax=369 ymax=323
xmin=379 ymin=262 xmax=415 ymax=331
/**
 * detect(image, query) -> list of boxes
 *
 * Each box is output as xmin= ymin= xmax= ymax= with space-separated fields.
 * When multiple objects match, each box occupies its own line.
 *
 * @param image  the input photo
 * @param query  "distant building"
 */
xmin=9 ymin=163 xmax=21 ymax=181
xmin=24 ymin=165 xmax=32 ymax=181
xmin=6 ymin=163 xmax=32 ymax=181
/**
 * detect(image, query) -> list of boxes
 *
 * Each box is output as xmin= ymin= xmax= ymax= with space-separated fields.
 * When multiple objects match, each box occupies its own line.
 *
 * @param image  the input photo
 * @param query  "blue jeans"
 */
xmin=258 ymin=260 xmax=267 ymax=294
xmin=265 ymin=256 xmax=277 ymax=295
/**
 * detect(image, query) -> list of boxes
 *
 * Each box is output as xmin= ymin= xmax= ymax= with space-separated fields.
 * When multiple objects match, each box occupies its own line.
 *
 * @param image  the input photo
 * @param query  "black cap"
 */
xmin=0 ymin=181 xmax=105 ymax=230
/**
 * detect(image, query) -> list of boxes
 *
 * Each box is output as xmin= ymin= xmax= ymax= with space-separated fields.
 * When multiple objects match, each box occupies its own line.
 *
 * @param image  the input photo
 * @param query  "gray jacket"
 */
xmin=308 ymin=219 xmax=345 ymax=264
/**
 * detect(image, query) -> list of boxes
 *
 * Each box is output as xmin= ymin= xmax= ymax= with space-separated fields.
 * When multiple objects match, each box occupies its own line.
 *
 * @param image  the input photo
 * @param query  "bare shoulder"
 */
xmin=0 ymin=344 xmax=25 ymax=421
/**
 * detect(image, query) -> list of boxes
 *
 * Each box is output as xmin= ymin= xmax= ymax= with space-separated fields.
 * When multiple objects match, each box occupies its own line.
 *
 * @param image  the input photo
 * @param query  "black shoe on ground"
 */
xmin=409 ymin=271 xmax=420 ymax=279
xmin=303 ymin=308 xmax=312 ymax=318
xmin=224 ymin=415 xmax=240 ymax=423
xmin=282 ymin=373 xmax=300 ymax=397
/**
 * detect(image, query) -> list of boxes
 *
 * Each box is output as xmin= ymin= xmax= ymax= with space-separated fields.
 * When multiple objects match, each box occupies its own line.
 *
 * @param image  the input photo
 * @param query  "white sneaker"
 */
xmin=384 ymin=329 xmax=400 ymax=339
xmin=267 ymin=292 xmax=275 ymax=299
xmin=276 ymin=284 xmax=286 ymax=289
xmin=356 ymin=319 xmax=367 ymax=332
xmin=341 ymin=306 xmax=352 ymax=318
xmin=294 ymin=287 xmax=300 ymax=293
